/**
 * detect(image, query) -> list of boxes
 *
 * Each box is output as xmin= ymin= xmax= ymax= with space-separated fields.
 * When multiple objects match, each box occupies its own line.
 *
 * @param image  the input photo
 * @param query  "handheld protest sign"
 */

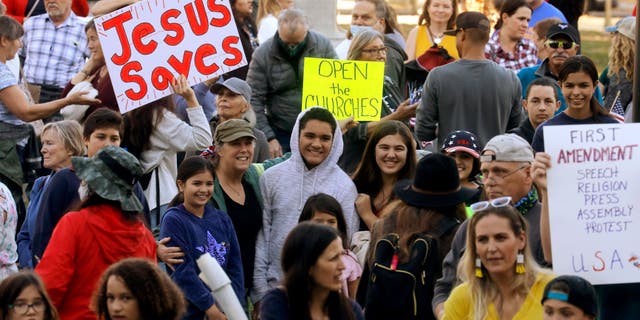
xmin=302 ymin=57 xmax=384 ymax=121
xmin=94 ymin=0 xmax=247 ymax=113
xmin=544 ymin=123 xmax=640 ymax=285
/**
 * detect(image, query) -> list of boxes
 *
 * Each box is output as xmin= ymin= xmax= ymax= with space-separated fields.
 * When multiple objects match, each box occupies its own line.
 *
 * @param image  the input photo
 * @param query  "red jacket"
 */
xmin=35 ymin=204 xmax=156 ymax=320
xmin=6 ymin=0 xmax=89 ymax=23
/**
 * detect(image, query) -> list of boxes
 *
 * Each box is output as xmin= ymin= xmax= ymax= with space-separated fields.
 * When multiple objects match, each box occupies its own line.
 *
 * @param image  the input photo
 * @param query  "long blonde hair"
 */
xmin=607 ymin=32 xmax=635 ymax=80
xmin=256 ymin=0 xmax=282 ymax=26
xmin=458 ymin=206 xmax=548 ymax=320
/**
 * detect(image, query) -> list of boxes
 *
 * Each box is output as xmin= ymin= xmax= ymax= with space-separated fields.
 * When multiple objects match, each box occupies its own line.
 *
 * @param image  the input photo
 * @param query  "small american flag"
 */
xmin=610 ymin=90 xmax=625 ymax=123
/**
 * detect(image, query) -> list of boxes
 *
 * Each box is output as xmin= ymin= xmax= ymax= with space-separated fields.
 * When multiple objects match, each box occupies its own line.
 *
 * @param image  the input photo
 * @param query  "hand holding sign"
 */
xmin=95 ymin=0 xmax=247 ymax=113
xmin=171 ymin=75 xmax=198 ymax=108
xmin=65 ymin=90 xmax=102 ymax=106
xmin=544 ymin=123 xmax=640 ymax=285
xmin=302 ymin=58 xmax=384 ymax=121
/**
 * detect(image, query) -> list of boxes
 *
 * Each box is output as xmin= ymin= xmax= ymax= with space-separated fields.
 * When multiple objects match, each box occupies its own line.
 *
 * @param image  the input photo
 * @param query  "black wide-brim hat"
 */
xmin=393 ymin=153 xmax=478 ymax=208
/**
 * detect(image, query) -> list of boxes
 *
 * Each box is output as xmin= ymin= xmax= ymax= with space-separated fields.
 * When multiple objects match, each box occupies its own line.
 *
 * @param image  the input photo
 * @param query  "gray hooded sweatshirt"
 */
xmin=251 ymin=107 xmax=359 ymax=302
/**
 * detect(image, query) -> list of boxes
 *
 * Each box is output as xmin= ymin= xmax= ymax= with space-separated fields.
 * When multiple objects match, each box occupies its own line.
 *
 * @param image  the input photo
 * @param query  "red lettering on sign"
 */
xmin=121 ymin=61 xmax=147 ymax=100
xmin=102 ymin=11 xmax=134 ymax=65
xmin=194 ymin=44 xmax=218 ymax=75
xmin=167 ymin=51 xmax=194 ymax=78
xmin=151 ymin=66 xmax=174 ymax=90
xmin=132 ymin=22 xmax=158 ymax=55
xmin=222 ymin=36 xmax=242 ymax=66
xmin=185 ymin=0 xmax=209 ymax=36
xmin=593 ymin=251 xmax=606 ymax=272
xmin=207 ymin=0 xmax=231 ymax=27
xmin=161 ymin=9 xmax=184 ymax=46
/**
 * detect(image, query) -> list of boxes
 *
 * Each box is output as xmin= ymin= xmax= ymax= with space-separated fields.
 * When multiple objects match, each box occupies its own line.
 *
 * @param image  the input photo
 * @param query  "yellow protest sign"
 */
xmin=302 ymin=57 xmax=385 ymax=121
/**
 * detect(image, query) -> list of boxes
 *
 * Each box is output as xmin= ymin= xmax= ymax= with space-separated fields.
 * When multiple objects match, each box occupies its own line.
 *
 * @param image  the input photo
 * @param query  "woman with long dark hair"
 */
xmin=260 ymin=222 xmax=364 ymax=320
xmin=121 ymin=75 xmax=212 ymax=229
xmin=34 ymin=146 xmax=156 ymax=320
xmin=484 ymin=0 xmax=537 ymax=71
xmin=352 ymin=120 xmax=416 ymax=230
xmin=61 ymin=19 xmax=118 ymax=122
xmin=531 ymin=56 xmax=619 ymax=152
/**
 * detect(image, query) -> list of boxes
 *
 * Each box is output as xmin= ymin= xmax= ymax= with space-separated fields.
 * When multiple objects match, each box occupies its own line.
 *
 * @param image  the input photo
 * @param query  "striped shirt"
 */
xmin=21 ymin=13 xmax=87 ymax=88
xmin=485 ymin=30 xmax=538 ymax=72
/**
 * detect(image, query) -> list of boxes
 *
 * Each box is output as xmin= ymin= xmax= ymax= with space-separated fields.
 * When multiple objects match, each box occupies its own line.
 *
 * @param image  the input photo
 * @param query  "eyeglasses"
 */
xmin=545 ymin=40 xmax=577 ymax=50
xmin=470 ymin=196 xmax=512 ymax=212
xmin=9 ymin=300 xmax=45 ymax=315
xmin=481 ymin=164 xmax=529 ymax=182
xmin=361 ymin=46 xmax=387 ymax=55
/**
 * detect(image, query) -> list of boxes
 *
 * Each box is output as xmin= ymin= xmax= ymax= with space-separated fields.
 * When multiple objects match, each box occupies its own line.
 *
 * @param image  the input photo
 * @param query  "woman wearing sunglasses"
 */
xmin=443 ymin=197 xmax=554 ymax=320
xmin=531 ymin=55 xmax=619 ymax=153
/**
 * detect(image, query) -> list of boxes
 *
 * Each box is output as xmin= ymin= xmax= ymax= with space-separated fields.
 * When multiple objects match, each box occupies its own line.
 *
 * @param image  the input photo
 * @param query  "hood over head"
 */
xmin=289 ymin=107 xmax=344 ymax=171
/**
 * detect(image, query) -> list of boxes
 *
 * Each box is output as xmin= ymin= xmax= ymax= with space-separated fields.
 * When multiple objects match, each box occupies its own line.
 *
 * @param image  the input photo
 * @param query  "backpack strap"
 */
xmin=373 ymin=233 xmax=399 ymax=268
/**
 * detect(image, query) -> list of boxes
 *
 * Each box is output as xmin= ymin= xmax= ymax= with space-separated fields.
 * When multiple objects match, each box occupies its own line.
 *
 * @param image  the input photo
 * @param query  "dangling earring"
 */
xmin=516 ymin=252 xmax=525 ymax=274
xmin=475 ymin=258 xmax=483 ymax=278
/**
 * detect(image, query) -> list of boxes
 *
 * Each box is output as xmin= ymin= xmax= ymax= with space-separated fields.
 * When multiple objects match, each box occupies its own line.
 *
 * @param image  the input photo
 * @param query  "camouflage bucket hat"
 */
xmin=71 ymin=146 xmax=144 ymax=212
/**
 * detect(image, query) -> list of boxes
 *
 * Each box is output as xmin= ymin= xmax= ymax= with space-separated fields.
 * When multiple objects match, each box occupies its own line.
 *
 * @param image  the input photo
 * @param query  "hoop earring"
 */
xmin=516 ymin=252 xmax=525 ymax=274
xmin=475 ymin=258 xmax=483 ymax=278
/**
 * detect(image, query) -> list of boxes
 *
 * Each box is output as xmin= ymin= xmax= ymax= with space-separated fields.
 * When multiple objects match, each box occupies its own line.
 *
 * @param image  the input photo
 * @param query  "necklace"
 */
xmin=428 ymin=26 xmax=444 ymax=45
xmin=220 ymin=178 xmax=243 ymax=197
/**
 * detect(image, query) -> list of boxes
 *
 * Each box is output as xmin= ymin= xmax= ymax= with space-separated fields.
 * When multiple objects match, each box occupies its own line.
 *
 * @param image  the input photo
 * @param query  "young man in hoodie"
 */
xmin=252 ymin=107 xmax=359 ymax=305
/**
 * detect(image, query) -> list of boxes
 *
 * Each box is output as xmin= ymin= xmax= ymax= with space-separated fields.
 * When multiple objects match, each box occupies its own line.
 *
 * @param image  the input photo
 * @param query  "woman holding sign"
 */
xmin=61 ymin=19 xmax=118 ymax=123
xmin=531 ymin=56 xmax=619 ymax=153
xmin=443 ymin=200 xmax=554 ymax=320
xmin=121 ymin=75 xmax=212 ymax=231
xmin=339 ymin=30 xmax=418 ymax=174
xmin=533 ymin=152 xmax=640 ymax=320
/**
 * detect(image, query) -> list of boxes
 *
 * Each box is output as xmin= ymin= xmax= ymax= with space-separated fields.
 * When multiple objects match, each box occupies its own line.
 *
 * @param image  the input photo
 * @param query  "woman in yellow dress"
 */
xmin=443 ymin=199 xmax=554 ymax=320
xmin=405 ymin=0 xmax=459 ymax=60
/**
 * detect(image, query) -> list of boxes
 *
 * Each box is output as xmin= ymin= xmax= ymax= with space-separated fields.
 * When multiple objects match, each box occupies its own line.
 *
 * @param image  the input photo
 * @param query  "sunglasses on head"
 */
xmin=469 ymin=196 xmax=512 ymax=213
xmin=545 ymin=40 xmax=577 ymax=50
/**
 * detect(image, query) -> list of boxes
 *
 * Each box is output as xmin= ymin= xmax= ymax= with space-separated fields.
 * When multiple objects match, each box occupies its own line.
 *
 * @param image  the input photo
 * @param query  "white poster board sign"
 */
xmin=94 ymin=0 xmax=247 ymax=113
xmin=545 ymin=123 xmax=640 ymax=285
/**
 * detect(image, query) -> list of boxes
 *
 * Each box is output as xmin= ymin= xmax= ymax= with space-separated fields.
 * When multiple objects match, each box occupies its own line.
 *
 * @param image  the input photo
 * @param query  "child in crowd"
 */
xmin=0 ymin=271 xmax=59 ymax=320
xmin=298 ymin=193 xmax=362 ymax=299
xmin=541 ymin=275 xmax=598 ymax=320
xmin=160 ymin=156 xmax=244 ymax=320
xmin=92 ymin=258 xmax=186 ymax=320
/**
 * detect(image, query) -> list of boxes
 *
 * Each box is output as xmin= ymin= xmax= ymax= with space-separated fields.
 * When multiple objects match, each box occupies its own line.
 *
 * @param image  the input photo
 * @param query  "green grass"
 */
xmin=579 ymin=30 xmax=611 ymax=74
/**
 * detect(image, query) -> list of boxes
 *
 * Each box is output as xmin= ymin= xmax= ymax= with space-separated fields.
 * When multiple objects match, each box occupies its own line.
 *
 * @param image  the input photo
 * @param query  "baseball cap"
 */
xmin=441 ymin=130 xmax=482 ymax=158
xmin=211 ymin=77 xmax=252 ymax=103
xmin=214 ymin=119 xmax=256 ymax=144
xmin=541 ymin=275 xmax=598 ymax=316
xmin=444 ymin=12 xmax=490 ymax=36
xmin=481 ymin=134 xmax=534 ymax=163
xmin=606 ymin=16 xmax=636 ymax=41
xmin=546 ymin=23 xmax=580 ymax=43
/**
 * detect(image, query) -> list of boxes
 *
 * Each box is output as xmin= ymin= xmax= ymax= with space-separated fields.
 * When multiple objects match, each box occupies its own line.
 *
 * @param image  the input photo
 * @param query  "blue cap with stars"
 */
xmin=441 ymin=130 xmax=482 ymax=159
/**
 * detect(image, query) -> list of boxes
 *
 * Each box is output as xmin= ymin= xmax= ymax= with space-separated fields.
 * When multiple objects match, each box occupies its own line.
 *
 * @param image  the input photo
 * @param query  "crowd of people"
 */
xmin=0 ymin=0 xmax=638 ymax=319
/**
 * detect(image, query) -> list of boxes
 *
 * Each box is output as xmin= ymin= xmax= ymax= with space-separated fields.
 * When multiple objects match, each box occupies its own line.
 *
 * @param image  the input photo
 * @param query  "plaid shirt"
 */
xmin=485 ymin=30 xmax=538 ymax=72
xmin=21 ymin=13 xmax=87 ymax=88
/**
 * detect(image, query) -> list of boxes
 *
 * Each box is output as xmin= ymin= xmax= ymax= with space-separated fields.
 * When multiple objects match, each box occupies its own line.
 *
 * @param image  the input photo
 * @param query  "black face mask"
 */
xmin=277 ymin=33 xmax=308 ymax=58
